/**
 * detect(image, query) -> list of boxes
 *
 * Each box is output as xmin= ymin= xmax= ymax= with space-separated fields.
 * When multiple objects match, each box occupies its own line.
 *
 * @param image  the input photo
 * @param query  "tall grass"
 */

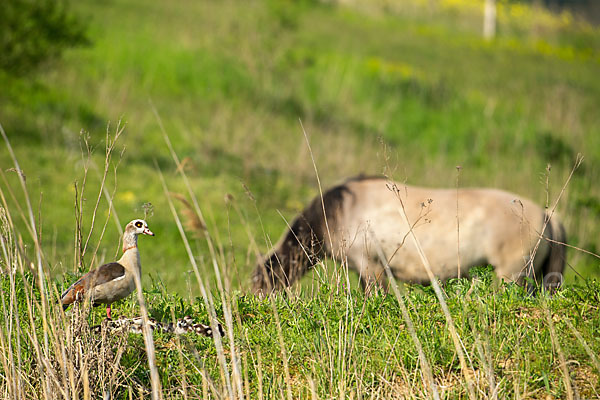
xmin=0 ymin=0 xmax=599 ymax=398
xmin=1 ymin=122 xmax=599 ymax=399
xmin=1 ymin=0 xmax=599 ymax=293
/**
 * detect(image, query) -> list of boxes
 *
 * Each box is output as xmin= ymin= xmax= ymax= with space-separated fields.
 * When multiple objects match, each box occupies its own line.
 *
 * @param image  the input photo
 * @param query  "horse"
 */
xmin=252 ymin=176 xmax=566 ymax=294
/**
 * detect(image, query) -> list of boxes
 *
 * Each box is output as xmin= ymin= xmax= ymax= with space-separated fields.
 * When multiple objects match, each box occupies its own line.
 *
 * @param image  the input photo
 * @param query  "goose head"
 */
xmin=126 ymin=219 xmax=155 ymax=236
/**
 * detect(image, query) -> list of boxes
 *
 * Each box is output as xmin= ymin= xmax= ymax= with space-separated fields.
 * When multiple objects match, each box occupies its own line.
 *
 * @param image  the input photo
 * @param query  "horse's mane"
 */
xmin=253 ymin=175 xmax=382 ymax=292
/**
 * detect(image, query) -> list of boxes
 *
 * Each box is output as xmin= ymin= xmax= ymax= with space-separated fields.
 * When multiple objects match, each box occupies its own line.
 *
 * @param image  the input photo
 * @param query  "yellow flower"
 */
xmin=119 ymin=191 xmax=136 ymax=203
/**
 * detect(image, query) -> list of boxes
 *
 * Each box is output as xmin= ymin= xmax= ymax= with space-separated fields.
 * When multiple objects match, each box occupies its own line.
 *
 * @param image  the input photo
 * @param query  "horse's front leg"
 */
xmin=353 ymin=255 xmax=388 ymax=296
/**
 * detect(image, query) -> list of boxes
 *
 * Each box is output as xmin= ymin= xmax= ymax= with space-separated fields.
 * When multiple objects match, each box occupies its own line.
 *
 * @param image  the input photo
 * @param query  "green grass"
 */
xmin=3 ymin=266 xmax=599 ymax=398
xmin=1 ymin=0 xmax=599 ymax=293
xmin=115 ymin=277 xmax=600 ymax=398
xmin=0 ymin=1 xmax=600 ymax=395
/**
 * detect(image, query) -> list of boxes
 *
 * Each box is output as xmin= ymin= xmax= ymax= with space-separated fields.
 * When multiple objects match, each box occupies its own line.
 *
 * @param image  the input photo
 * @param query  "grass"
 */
xmin=2 ymin=250 xmax=600 ymax=398
xmin=0 ymin=0 xmax=600 ymax=397
xmin=1 ymin=0 xmax=599 ymax=292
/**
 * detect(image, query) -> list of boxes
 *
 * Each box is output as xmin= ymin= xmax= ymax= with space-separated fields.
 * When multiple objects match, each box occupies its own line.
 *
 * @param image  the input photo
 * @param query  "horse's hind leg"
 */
xmin=492 ymin=255 xmax=543 ymax=294
xmin=492 ymin=243 xmax=550 ymax=293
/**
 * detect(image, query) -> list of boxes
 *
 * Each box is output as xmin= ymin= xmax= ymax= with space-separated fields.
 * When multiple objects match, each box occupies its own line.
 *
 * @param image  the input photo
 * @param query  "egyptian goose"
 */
xmin=60 ymin=219 xmax=155 ymax=319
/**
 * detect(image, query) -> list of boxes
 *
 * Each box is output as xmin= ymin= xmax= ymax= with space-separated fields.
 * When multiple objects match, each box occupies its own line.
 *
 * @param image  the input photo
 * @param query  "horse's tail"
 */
xmin=252 ymin=182 xmax=351 ymax=293
xmin=541 ymin=212 xmax=567 ymax=292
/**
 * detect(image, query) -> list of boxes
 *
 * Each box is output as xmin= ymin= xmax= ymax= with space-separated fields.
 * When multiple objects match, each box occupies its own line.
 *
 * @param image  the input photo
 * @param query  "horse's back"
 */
xmin=332 ymin=178 xmax=551 ymax=283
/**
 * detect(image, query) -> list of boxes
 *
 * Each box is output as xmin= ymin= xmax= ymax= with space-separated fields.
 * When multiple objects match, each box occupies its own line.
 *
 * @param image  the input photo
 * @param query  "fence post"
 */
xmin=484 ymin=0 xmax=497 ymax=39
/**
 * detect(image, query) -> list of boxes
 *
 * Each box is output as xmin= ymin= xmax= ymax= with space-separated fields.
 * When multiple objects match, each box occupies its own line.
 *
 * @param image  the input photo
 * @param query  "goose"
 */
xmin=60 ymin=219 xmax=155 ymax=319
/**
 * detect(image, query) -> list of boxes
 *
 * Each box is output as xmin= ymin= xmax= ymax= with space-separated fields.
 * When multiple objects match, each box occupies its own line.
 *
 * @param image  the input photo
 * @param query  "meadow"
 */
xmin=0 ymin=0 xmax=599 ymax=398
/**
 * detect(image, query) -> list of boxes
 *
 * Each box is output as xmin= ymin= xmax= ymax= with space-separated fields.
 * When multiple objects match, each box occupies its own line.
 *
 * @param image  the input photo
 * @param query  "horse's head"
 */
xmin=251 ymin=188 xmax=342 ymax=294
xmin=252 ymin=245 xmax=300 ymax=294
xmin=252 ymin=235 xmax=322 ymax=295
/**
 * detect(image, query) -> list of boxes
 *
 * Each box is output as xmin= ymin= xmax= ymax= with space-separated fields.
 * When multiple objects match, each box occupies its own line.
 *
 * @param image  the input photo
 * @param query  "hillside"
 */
xmin=1 ymin=0 xmax=600 ymax=398
xmin=1 ymin=0 xmax=600 ymax=293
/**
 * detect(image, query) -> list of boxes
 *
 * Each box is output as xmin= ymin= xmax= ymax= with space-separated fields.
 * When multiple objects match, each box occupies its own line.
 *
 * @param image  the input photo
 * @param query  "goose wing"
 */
xmin=60 ymin=262 xmax=126 ymax=309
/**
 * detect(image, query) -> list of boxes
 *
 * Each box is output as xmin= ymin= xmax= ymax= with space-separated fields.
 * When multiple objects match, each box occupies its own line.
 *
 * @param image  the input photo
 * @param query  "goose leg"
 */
xmin=106 ymin=305 xmax=112 ymax=320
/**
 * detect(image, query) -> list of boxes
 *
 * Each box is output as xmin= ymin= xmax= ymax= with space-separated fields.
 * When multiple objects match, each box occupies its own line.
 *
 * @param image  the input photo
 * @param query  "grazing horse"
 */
xmin=252 ymin=176 xmax=566 ymax=293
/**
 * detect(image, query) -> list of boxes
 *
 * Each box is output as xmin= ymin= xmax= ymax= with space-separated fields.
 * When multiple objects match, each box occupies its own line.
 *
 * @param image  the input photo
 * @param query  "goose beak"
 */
xmin=143 ymin=228 xmax=155 ymax=236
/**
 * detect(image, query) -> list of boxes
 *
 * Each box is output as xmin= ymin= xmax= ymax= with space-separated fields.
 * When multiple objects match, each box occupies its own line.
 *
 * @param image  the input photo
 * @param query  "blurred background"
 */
xmin=1 ymin=0 xmax=599 ymax=295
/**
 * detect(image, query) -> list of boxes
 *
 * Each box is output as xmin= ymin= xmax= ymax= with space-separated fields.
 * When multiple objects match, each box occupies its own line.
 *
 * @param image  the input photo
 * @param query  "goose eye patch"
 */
xmin=135 ymin=221 xmax=143 ymax=228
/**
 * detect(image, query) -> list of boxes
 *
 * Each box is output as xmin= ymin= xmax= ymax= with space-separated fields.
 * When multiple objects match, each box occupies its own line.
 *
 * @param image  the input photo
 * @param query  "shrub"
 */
xmin=0 ymin=0 xmax=87 ymax=74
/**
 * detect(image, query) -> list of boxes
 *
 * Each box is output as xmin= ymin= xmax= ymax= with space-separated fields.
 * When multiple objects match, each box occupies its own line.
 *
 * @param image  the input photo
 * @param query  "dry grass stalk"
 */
xmin=385 ymin=179 xmax=477 ymax=399
xmin=372 ymin=238 xmax=440 ymax=399
xmin=153 ymin=105 xmax=248 ymax=398
xmin=0 ymin=124 xmax=172 ymax=399
xmin=1 ymin=122 xmax=51 ymax=363
xmin=455 ymin=165 xmax=462 ymax=280
xmin=564 ymin=318 xmax=600 ymax=375
xmin=527 ymin=154 xmax=583 ymax=283
xmin=155 ymin=165 xmax=236 ymax=398
xmin=170 ymin=192 xmax=207 ymax=236
xmin=544 ymin=307 xmax=574 ymax=400
xmin=271 ymin=297 xmax=294 ymax=400
xmin=81 ymin=122 xmax=125 ymax=268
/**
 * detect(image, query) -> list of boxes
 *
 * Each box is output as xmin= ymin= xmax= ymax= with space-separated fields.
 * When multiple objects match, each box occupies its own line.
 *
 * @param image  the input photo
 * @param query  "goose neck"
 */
xmin=122 ymin=232 xmax=138 ymax=253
